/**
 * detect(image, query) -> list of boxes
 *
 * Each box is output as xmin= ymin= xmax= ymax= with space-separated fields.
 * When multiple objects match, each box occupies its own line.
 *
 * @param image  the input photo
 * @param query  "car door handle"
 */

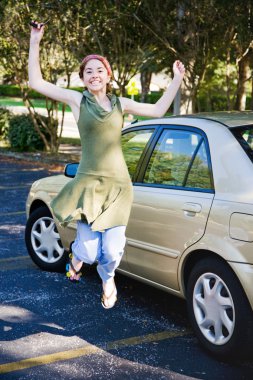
xmin=182 ymin=202 xmax=202 ymax=215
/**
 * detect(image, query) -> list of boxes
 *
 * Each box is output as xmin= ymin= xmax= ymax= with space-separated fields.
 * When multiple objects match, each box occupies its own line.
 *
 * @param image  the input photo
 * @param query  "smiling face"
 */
xmin=82 ymin=59 xmax=111 ymax=94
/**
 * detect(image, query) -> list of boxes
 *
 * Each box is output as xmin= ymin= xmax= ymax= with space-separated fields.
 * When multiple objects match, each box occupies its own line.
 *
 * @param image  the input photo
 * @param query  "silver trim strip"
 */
xmin=127 ymin=238 xmax=179 ymax=259
xmin=117 ymin=268 xmax=183 ymax=297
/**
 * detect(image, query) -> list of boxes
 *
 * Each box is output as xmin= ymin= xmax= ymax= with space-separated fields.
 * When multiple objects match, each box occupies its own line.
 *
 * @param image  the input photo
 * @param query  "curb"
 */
xmin=0 ymin=147 xmax=80 ymax=169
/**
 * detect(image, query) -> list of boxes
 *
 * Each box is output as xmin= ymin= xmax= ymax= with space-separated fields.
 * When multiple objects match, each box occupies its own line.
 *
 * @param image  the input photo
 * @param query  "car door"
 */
xmin=119 ymin=126 xmax=157 ymax=270
xmin=125 ymin=126 xmax=215 ymax=290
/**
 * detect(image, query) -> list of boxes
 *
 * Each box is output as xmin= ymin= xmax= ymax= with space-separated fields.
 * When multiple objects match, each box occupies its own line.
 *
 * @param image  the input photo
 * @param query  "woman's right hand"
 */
xmin=30 ymin=21 xmax=45 ymax=44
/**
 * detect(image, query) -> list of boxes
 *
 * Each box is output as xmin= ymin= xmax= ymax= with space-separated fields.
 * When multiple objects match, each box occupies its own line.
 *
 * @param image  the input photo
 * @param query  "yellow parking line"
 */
xmin=0 ymin=186 xmax=29 ymax=190
xmin=106 ymin=330 xmax=188 ymax=350
xmin=0 ymin=211 xmax=26 ymax=216
xmin=0 ymin=256 xmax=32 ymax=271
xmin=0 ymin=345 xmax=100 ymax=374
xmin=0 ymin=330 xmax=190 ymax=374
xmin=0 ymin=255 xmax=30 ymax=263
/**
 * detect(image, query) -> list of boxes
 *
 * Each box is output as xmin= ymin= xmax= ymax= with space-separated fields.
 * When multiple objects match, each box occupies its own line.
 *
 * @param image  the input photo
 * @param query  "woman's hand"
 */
xmin=120 ymin=59 xmax=186 ymax=117
xmin=30 ymin=21 xmax=45 ymax=44
xmin=173 ymin=60 xmax=185 ymax=79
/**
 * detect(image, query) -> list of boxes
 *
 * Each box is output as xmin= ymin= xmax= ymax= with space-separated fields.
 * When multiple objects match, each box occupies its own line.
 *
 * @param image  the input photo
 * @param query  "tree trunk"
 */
xmin=251 ymin=71 xmax=253 ymax=110
xmin=235 ymin=57 xmax=249 ymax=110
xmin=173 ymin=88 xmax=181 ymax=115
xmin=117 ymin=81 xmax=127 ymax=97
xmin=180 ymin=74 xmax=194 ymax=114
xmin=140 ymin=70 xmax=152 ymax=103
xmin=226 ymin=48 xmax=232 ymax=111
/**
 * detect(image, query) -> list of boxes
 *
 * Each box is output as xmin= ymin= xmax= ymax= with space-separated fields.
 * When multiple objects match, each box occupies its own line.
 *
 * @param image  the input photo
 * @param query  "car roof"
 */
xmin=183 ymin=111 xmax=253 ymax=128
xmin=127 ymin=111 xmax=253 ymax=129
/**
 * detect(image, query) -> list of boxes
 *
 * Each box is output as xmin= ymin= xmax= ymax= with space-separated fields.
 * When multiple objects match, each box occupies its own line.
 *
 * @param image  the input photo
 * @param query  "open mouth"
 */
xmin=90 ymin=80 xmax=101 ymax=85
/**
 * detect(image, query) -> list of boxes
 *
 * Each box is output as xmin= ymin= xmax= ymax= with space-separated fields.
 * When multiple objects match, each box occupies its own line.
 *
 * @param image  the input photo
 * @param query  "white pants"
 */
xmin=72 ymin=221 xmax=126 ymax=283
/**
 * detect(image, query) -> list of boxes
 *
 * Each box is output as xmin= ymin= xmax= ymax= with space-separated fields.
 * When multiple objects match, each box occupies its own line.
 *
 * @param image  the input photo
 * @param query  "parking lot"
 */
xmin=1 ymin=154 xmax=253 ymax=380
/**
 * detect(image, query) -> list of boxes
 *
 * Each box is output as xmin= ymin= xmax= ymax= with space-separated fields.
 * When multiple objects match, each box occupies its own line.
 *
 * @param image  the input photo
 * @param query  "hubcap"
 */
xmin=31 ymin=216 xmax=64 ymax=264
xmin=193 ymin=272 xmax=235 ymax=345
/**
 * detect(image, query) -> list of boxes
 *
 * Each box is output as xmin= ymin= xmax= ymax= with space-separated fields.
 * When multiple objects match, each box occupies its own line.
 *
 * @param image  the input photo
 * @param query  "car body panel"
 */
xmin=228 ymin=261 xmax=253 ymax=310
xmin=200 ymin=200 xmax=253 ymax=264
xmin=126 ymin=185 xmax=214 ymax=289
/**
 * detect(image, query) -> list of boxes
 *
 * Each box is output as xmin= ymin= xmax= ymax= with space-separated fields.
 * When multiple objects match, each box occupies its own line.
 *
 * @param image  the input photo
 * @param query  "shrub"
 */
xmin=0 ymin=107 xmax=13 ymax=141
xmin=8 ymin=114 xmax=54 ymax=151
xmin=0 ymin=84 xmax=44 ymax=98
xmin=0 ymin=85 xmax=21 ymax=97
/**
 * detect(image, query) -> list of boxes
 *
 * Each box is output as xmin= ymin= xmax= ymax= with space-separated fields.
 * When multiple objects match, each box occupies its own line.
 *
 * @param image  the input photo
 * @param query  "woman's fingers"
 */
xmin=30 ymin=20 xmax=38 ymax=29
xmin=173 ymin=60 xmax=185 ymax=75
xmin=30 ymin=20 xmax=45 ymax=44
xmin=30 ymin=20 xmax=45 ymax=30
xmin=178 ymin=62 xmax=185 ymax=73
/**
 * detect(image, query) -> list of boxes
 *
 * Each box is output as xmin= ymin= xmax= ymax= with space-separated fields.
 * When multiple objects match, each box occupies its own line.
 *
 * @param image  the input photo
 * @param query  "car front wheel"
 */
xmin=25 ymin=206 xmax=67 ymax=271
xmin=186 ymin=257 xmax=253 ymax=360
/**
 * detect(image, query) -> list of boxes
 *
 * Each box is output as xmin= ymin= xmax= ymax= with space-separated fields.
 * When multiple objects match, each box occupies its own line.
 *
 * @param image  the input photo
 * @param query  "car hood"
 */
xmin=31 ymin=174 xmax=71 ymax=192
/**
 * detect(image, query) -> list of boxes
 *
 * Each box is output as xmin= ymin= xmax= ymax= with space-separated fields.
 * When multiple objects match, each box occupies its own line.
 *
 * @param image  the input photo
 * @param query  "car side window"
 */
xmin=186 ymin=140 xmax=212 ymax=189
xmin=143 ymin=129 xmax=212 ymax=190
xmin=121 ymin=129 xmax=154 ymax=179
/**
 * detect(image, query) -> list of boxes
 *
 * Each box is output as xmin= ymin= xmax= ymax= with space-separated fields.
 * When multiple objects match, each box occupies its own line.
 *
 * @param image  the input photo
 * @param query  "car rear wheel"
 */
xmin=186 ymin=257 xmax=253 ymax=360
xmin=25 ymin=206 xmax=67 ymax=271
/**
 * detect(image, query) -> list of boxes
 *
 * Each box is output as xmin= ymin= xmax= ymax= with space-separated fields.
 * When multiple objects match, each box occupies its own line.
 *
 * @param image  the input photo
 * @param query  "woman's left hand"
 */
xmin=173 ymin=60 xmax=185 ymax=79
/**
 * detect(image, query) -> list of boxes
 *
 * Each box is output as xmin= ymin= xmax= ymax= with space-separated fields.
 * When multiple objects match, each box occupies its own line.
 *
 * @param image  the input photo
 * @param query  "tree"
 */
xmin=0 ymin=0 xmax=89 ymax=152
xmin=83 ymin=0 xmax=151 ymax=96
xmin=134 ymin=0 xmax=252 ymax=113
xmin=232 ymin=1 xmax=253 ymax=110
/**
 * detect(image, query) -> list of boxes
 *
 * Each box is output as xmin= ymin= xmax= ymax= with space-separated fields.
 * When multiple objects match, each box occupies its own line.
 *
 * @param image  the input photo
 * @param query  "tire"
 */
xmin=186 ymin=257 xmax=253 ymax=360
xmin=25 ymin=206 xmax=67 ymax=272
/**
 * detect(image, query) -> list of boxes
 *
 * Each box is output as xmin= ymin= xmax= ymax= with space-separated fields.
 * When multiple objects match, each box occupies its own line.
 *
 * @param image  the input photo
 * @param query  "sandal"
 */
xmin=66 ymin=253 xmax=83 ymax=282
xmin=101 ymin=283 xmax=117 ymax=309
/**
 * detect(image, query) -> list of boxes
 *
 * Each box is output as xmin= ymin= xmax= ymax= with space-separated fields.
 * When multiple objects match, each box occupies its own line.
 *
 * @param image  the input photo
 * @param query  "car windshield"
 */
xmin=231 ymin=125 xmax=253 ymax=162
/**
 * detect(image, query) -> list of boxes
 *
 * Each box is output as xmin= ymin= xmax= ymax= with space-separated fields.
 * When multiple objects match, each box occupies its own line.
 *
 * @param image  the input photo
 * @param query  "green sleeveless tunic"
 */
xmin=51 ymin=90 xmax=133 ymax=232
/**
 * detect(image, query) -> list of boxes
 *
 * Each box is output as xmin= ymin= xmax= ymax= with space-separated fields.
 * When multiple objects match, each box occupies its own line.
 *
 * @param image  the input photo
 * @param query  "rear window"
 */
xmin=231 ymin=125 xmax=253 ymax=162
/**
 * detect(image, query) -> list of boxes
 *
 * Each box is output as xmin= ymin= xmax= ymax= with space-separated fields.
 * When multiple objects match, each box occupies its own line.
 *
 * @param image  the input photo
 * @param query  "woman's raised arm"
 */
xmin=119 ymin=60 xmax=185 ymax=118
xmin=28 ymin=22 xmax=81 ymax=109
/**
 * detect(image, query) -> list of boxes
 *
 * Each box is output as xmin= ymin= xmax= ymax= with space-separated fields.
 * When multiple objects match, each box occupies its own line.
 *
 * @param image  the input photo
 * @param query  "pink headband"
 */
xmin=81 ymin=54 xmax=112 ymax=76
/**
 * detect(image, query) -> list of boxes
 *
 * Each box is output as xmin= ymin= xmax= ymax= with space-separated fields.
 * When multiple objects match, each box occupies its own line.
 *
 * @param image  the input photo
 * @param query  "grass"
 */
xmin=0 ymin=97 xmax=72 ymax=112
xmin=1 ymin=136 xmax=81 ymax=147
xmin=60 ymin=137 xmax=81 ymax=145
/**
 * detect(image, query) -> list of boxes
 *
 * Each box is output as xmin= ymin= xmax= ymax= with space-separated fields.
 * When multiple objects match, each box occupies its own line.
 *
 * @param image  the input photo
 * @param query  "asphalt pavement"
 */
xmin=1 ymin=155 xmax=253 ymax=379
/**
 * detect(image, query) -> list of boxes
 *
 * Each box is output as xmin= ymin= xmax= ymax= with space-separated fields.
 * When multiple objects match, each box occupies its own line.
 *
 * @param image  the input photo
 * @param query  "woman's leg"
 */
xmin=69 ymin=221 xmax=101 ymax=280
xmin=97 ymin=226 xmax=126 ymax=308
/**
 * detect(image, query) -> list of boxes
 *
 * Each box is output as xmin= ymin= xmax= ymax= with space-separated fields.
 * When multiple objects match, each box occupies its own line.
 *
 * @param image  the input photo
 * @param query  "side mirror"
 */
xmin=64 ymin=163 xmax=79 ymax=178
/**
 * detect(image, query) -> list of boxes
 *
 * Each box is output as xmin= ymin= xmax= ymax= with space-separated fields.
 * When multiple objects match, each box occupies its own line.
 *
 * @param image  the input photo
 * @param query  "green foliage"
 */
xmin=0 ymin=85 xmax=21 ymax=97
xmin=8 ymin=114 xmax=53 ymax=151
xmin=197 ymin=94 xmax=228 ymax=112
xmin=124 ymin=91 xmax=162 ymax=104
xmin=1 ymin=0 xmax=253 ymax=114
xmin=0 ymin=84 xmax=43 ymax=98
xmin=196 ymin=60 xmax=238 ymax=111
xmin=0 ymin=107 xmax=12 ymax=140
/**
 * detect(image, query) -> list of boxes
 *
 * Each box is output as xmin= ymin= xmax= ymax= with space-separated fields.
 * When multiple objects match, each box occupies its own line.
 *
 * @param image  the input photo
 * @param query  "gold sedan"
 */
xmin=25 ymin=112 xmax=253 ymax=360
